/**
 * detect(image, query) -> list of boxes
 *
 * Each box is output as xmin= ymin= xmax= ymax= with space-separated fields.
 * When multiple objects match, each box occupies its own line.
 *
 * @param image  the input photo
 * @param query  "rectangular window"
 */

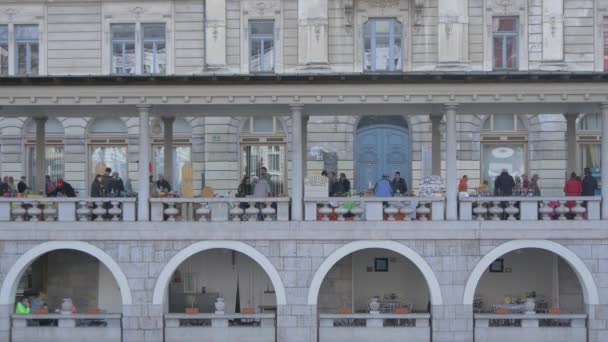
xmin=142 ymin=23 xmax=166 ymax=74
xmin=492 ymin=17 xmax=518 ymax=70
xmin=90 ymin=146 xmax=128 ymax=194
xmin=241 ymin=144 xmax=286 ymax=196
xmin=153 ymin=145 xmax=192 ymax=195
xmin=364 ymin=18 xmax=402 ymax=72
xmin=27 ymin=146 xmax=64 ymax=192
xmin=249 ymin=20 xmax=275 ymax=72
xmin=482 ymin=144 xmax=526 ymax=190
xmin=0 ymin=25 xmax=8 ymax=75
xmin=604 ymin=17 xmax=608 ymax=70
xmin=15 ymin=25 xmax=39 ymax=75
xmin=111 ymin=24 xmax=136 ymax=74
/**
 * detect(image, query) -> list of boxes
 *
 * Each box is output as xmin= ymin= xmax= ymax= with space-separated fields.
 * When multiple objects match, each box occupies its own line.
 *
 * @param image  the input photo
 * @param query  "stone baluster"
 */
xmin=488 ymin=201 xmax=503 ymax=220
xmin=399 ymin=201 xmax=414 ymax=221
xmin=108 ymin=201 xmax=122 ymax=221
xmin=229 ymin=203 xmax=244 ymax=222
xmin=504 ymin=201 xmax=519 ymax=220
xmin=196 ymin=203 xmax=211 ymax=222
xmin=473 ymin=201 xmax=488 ymax=221
xmin=538 ymin=201 xmax=553 ymax=220
xmin=318 ymin=202 xmax=332 ymax=221
xmin=42 ymin=202 xmax=57 ymax=221
xmin=245 ymin=202 xmax=260 ymax=221
xmin=92 ymin=201 xmax=106 ymax=222
xmin=164 ymin=202 xmax=179 ymax=222
xmin=27 ymin=202 xmax=42 ymax=222
xmin=554 ymin=201 xmax=569 ymax=220
xmin=384 ymin=203 xmax=398 ymax=221
xmin=261 ymin=202 xmax=276 ymax=221
xmin=12 ymin=202 xmax=26 ymax=222
xmin=350 ymin=202 xmax=364 ymax=221
xmin=571 ymin=200 xmax=586 ymax=220
xmin=334 ymin=202 xmax=348 ymax=221
xmin=416 ymin=201 xmax=431 ymax=221
xmin=76 ymin=201 xmax=92 ymax=221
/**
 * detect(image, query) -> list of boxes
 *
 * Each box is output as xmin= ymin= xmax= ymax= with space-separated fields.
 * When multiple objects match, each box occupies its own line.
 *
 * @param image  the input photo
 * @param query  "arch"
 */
xmin=24 ymin=117 xmax=65 ymax=135
xmin=0 ymin=241 xmax=132 ymax=306
xmin=356 ymin=115 xmax=409 ymax=130
xmin=307 ymin=240 xmax=443 ymax=305
xmin=463 ymin=240 xmax=599 ymax=306
xmin=152 ymin=241 xmax=287 ymax=305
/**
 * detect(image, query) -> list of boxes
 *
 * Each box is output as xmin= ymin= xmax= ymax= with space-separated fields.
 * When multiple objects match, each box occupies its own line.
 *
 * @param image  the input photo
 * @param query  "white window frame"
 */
xmin=363 ymin=18 xmax=404 ymax=72
xmin=0 ymin=22 xmax=46 ymax=76
xmin=576 ymin=113 xmax=602 ymax=175
xmin=482 ymin=1 xmax=528 ymax=71
xmin=248 ymin=19 xmax=276 ymax=73
xmin=240 ymin=0 xmax=283 ymax=73
xmin=491 ymin=16 xmax=519 ymax=71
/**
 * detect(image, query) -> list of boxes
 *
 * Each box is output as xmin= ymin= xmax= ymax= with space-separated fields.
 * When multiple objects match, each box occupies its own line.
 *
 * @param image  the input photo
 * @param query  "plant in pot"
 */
xmin=185 ymin=294 xmax=199 ymax=315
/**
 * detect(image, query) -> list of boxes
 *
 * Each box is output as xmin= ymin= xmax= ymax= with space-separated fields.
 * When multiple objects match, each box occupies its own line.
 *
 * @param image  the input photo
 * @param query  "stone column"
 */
xmin=205 ymin=0 xmax=227 ymax=70
xmin=445 ymin=104 xmax=458 ymax=220
xmin=34 ymin=117 xmax=47 ymax=194
xmin=564 ymin=113 xmax=578 ymax=176
xmin=437 ymin=0 xmax=468 ymax=68
xmin=431 ymin=114 xmax=442 ymax=176
xmin=297 ymin=0 xmax=329 ymax=68
xmin=601 ymin=103 xmax=608 ymax=219
xmin=162 ymin=116 xmax=174 ymax=187
xmin=290 ymin=105 xmax=304 ymax=221
xmin=137 ymin=105 xmax=151 ymax=221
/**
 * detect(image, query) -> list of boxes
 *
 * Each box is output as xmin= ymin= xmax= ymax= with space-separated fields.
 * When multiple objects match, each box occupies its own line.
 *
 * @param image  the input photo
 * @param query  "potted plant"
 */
xmin=185 ymin=294 xmax=199 ymax=315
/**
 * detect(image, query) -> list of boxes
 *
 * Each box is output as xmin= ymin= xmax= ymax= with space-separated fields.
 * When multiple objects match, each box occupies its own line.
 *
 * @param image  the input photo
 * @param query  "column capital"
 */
xmin=161 ymin=115 xmax=175 ymax=122
xmin=563 ymin=112 xmax=579 ymax=119
xmin=430 ymin=114 xmax=443 ymax=122
xmin=136 ymin=104 xmax=152 ymax=113
xmin=600 ymin=102 xmax=608 ymax=111
xmin=443 ymin=103 xmax=459 ymax=111
xmin=289 ymin=104 xmax=305 ymax=113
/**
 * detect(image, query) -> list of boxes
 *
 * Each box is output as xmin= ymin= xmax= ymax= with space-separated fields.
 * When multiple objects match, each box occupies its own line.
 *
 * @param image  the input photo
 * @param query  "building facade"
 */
xmin=0 ymin=0 xmax=607 ymax=342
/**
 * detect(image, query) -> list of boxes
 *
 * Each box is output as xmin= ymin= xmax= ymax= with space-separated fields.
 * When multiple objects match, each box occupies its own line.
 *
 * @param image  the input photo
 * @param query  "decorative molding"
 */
xmin=4 ymin=7 xmax=19 ymax=21
xmin=368 ymin=0 xmax=400 ymax=8
xmin=129 ymin=6 xmax=146 ymax=19
xmin=243 ymin=1 xmax=279 ymax=16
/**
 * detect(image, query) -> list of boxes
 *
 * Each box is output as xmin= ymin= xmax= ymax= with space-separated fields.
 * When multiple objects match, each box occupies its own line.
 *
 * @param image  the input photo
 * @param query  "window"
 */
xmin=492 ymin=17 xmax=518 ymax=70
xmin=249 ymin=20 xmax=275 ymax=72
xmin=578 ymin=113 xmax=602 ymax=131
xmin=15 ymin=25 xmax=39 ymax=75
xmin=604 ymin=17 xmax=608 ymax=70
xmin=24 ymin=119 xmax=65 ymax=190
xmin=142 ymin=23 xmax=166 ymax=74
xmin=577 ymin=113 xmax=601 ymax=177
xmin=0 ymin=25 xmax=8 ymax=75
xmin=153 ymin=146 xmax=192 ymax=195
xmin=482 ymin=114 xmax=526 ymax=131
xmin=88 ymin=118 xmax=129 ymax=194
xmin=364 ymin=19 xmax=402 ymax=72
xmin=111 ymin=24 xmax=136 ymax=74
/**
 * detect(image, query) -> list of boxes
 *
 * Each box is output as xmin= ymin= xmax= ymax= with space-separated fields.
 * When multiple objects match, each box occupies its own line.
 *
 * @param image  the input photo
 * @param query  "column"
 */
xmin=564 ymin=113 xmax=578 ymax=176
xmin=291 ymin=105 xmax=304 ymax=221
xmin=437 ymin=0 xmax=468 ymax=67
xmin=137 ymin=105 xmax=151 ymax=221
xmin=601 ymin=103 xmax=608 ymax=219
xmin=297 ymin=0 xmax=329 ymax=67
xmin=34 ymin=117 xmax=47 ymax=194
xmin=205 ymin=0 xmax=227 ymax=69
xmin=431 ymin=114 xmax=442 ymax=176
xmin=162 ymin=116 xmax=174 ymax=187
xmin=445 ymin=104 xmax=458 ymax=220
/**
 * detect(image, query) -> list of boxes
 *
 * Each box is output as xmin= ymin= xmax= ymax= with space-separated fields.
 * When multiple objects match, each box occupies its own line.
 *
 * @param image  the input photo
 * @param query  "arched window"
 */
xmin=88 ymin=118 xmax=128 ymax=195
xmin=480 ymin=114 xmax=528 ymax=190
xmin=577 ymin=113 xmax=601 ymax=182
xmin=152 ymin=118 xmax=193 ymax=195
xmin=240 ymin=117 xmax=286 ymax=196
xmin=24 ymin=118 xmax=64 ymax=190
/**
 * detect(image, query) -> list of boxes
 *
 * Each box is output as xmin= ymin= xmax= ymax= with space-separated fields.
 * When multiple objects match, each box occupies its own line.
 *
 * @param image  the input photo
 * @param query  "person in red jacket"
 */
xmin=564 ymin=172 xmax=582 ymax=210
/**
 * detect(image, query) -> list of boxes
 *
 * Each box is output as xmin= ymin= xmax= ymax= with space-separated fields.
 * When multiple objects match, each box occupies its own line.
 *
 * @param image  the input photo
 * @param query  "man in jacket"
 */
xmin=495 ymin=170 xmax=515 ymax=196
xmin=581 ymin=168 xmax=598 ymax=196
xmin=17 ymin=176 xmax=28 ymax=194
xmin=48 ymin=179 xmax=76 ymax=197
xmin=391 ymin=171 xmax=408 ymax=195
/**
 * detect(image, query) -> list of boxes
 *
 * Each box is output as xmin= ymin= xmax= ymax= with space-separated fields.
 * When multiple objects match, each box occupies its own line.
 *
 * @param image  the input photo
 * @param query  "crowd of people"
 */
xmin=237 ymin=167 xmax=273 ymax=198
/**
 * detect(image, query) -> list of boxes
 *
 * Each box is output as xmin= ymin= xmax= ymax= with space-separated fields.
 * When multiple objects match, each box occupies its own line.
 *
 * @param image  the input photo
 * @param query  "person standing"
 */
xmin=529 ymin=174 xmax=541 ymax=196
xmin=338 ymin=173 xmax=351 ymax=194
xmin=391 ymin=171 xmax=408 ymax=195
xmin=48 ymin=179 xmax=76 ymax=197
xmin=109 ymin=171 xmax=125 ymax=196
xmin=17 ymin=176 xmax=28 ymax=194
xmin=581 ymin=167 xmax=598 ymax=196
xmin=495 ymin=170 xmax=515 ymax=196
xmin=45 ymin=175 xmax=56 ymax=196
xmin=237 ymin=176 xmax=253 ymax=197
xmin=101 ymin=167 xmax=113 ymax=191
xmin=564 ymin=172 xmax=582 ymax=196
xmin=90 ymin=174 xmax=104 ymax=197
xmin=374 ymin=175 xmax=393 ymax=197
xmin=458 ymin=175 xmax=468 ymax=193
xmin=156 ymin=175 xmax=172 ymax=193
xmin=252 ymin=176 xmax=271 ymax=198
xmin=15 ymin=298 xmax=30 ymax=314
xmin=260 ymin=166 xmax=272 ymax=183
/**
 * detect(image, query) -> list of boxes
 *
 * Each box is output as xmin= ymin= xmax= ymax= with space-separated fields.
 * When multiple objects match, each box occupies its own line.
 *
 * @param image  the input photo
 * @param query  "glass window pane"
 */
xmin=604 ymin=17 xmax=608 ymax=69
xmin=250 ymin=39 xmax=262 ymax=71
xmin=0 ymin=25 xmax=7 ymax=41
xmin=15 ymin=25 xmax=39 ymax=40
xmin=580 ymin=144 xmax=601 ymax=170
xmin=482 ymin=144 xmax=525 ymax=191
xmin=28 ymin=146 xmax=64 ymax=192
xmin=0 ymin=43 xmax=8 ymax=75
xmin=493 ymin=114 xmax=515 ymax=131
xmin=516 ymin=116 xmax=525 ymax=130
xmin=29 ymin=43 xmax=39 ymax=75
xmin=263 ymin=40 xmax=274 ymax=71
xmin=364 ymin=37 xmax=372 ymax=70
xmin=497 ymin=17 xmax=517 ymax=32
xmin=505 ymin=36 xmax=517 ymax=68
xmin=250 ymin=21 xmax=274 ymax=35
xmin=254 ymin=117 xmax=274 ymax=133
xmin=375 ymin=20 xmax=390 ymax=34
xmin=493 ymin=36 xmax=504 ymax=69
xmin=90 ymin=146 xmax=128 ymax=193
xmin=375 ymin=35 xmax=390 ymax=71
xmin=393 ymin=34 xmax=402 ymax=70
xmin=16 ymin=44 xmax=28 ymax=75
xmin=111 ymin=24 xmax=135 ymax=39
xmin=242 ymin=144 xmax=286 ymax=196
xmin=142 ymin=23 xmax=165 ymax=39
xmin=153 ymin=146 xmax=192 ymax=195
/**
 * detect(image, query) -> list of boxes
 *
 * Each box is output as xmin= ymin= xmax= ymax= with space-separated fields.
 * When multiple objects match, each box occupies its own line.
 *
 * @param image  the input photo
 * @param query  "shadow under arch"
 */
xmin=307 ymin=240 xmax=443 ymax=306
xmin=0 ymin=241 xmax=132 ymax=306
xmin=462 ymin=240 xmax=599 ymax=306
xmin=152 ymin=241 xmax=287 ymax=306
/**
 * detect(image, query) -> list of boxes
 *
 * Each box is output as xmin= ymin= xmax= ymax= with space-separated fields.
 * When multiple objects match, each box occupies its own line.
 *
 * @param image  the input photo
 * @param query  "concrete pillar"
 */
xmin=34 ymin=117 xmax=47 ymax=194
xmin=137 ymin=105 xmax=151 ymax=221
xmin=430 ymin=114 xmax=442 ymax=176
xmin=564 ymin=113 xmax=578 ymax=176
xmin=290 ymin=104 xmax=304 ymax=221
xmin=297 ymin=0 xmax=329 ymax=67
xmin=601 ymin=103 xmax=608 ymax=220
xmin=205 ymin=0 xmax=227 ymax=70
xmin=162 ymin=116 xmax=174 ymax=186
xmin=437 ymin=0 xmax=468 ymax=67
xmin=445 ymin=104 xmax=458 ymax=220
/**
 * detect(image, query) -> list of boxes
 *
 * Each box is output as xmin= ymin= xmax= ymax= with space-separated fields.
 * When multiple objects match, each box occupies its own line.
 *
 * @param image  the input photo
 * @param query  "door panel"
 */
xmin=355 ymin=125 xmax=410 ymax=193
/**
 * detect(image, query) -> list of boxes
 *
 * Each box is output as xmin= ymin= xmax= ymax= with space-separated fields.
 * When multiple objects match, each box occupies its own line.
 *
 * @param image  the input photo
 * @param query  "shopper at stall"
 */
xmin=156 ymin=175 xmax=172 ymax=193
xmin=237 ymin=176 xmax=253 ymax=197
xmin=374 ymin=174 xmax=393 ymax=197
xmin=90 ymin=174 xmax=104 ymax=197
xmin=338 ymin=173 xmax=351 ymax=194
xmin=494 ymin=169 xmax=515 ymax=196
xmin=529 ymin=174 xmax=541 ymax=196
xmin=391 ymin=171 xmax=408 ymax=195
xmin=109 ymin=171 xmax=125 ymax=196
xmin=48 ymin=179 xmax=76 ymax=197
xmin=14 ymin=297 xmax=30 ymax=314
xmin=17 ymin=176 xmax=28 ymax=194
xmin=582 ymin=168 xmax=598 ymax=196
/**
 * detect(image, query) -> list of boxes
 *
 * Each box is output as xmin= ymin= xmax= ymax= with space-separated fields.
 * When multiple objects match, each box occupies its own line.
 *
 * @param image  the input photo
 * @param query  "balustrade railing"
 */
xmin=304 ymin=197 xmax=445 ymax=221
xmin=165 ymin=313 xmax=275 ymax=342
xmin=11 ymin=314 xmax=122 ymax=342
xmin=459 ymin=196 xmax=601 ymax=221
xmin=150 ymin=197 xmax=290 ymax=222
xmin=0 ymin=198 xmax=136 ymax=222
xmin=474 ymin=314 xmax=586 ymax=342
xmin=319 ymin=313 xmax=430 ymax=342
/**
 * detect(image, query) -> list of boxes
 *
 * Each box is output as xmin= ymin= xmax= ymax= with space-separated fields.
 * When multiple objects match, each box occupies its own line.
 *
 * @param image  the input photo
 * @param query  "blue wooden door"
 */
xmin=355 ymin=125 xmax=410 ymax=193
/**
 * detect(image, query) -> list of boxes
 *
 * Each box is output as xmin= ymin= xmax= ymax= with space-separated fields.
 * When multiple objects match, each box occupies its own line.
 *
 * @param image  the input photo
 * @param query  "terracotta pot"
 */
xmin=34 ymin=308 xmax=48 ymax=315
xmin=86 ymin=308 xmax=100 ymax=315
xmin=185 ymin=307 xmax=199 ymax=315
xmin=548 ymin=308 xmax=561 ymax=315
xmin=394 ymin=307 xmax=410 ymax=314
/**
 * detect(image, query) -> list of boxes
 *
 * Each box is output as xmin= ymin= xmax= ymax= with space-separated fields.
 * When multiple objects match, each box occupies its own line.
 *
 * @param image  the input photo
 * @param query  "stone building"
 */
xmin=0 ymin=0 xmax=606 ymax=342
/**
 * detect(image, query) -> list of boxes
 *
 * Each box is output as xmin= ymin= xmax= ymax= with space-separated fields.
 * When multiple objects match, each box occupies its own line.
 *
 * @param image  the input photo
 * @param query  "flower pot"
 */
xmin=34 ymin=308 xmax=48 ymax=315
xmin=214 ymin=298 xmax=225 ymax=314
xmin=86 ymin=308 xmax=101 ymax=315
xmin=185 ymin=307 xmax=199 ymax=315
